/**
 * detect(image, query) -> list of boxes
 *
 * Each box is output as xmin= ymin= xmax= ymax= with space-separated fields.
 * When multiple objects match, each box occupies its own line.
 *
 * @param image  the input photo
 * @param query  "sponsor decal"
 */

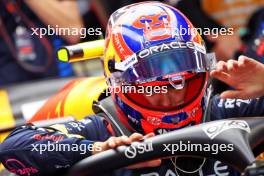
xmin=203 ymin=120 xmax=250 ymax=139
xmin=54 ymin=164 xmax=71 ymax=169
xmin=138 ymin=41 xmax=195 ymax=59
xmin=127 ymin=114 xmax=140 ymax=125
xmin=115 ymin=54 xmax=138 ymax=71
xmin=155 ymin=128 xmax=171 ymax=135
xmin=68 ymin=122 xmax=85 ymax=131
xmin=214 ymin=161 xmax=229 ymax=176
xmin=147 ymin=116 xmax=162 ymax=126
xmin=187 ymin=106 xmax=199 ymax=118
xmin=125 ymin=142 xmax=153 ymax=159
xmin=141 ymin=169 xmax=177 ymax=176
xmin=218 ymin=98 xmax=251 ymax=108
xmin=33 ymin=134 xmax=64 ymax=142
xmin=5 ymin=159 xmax=38 ymax=176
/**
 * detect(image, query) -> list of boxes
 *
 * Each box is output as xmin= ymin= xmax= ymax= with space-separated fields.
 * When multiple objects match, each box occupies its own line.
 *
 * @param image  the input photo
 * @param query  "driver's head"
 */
xmin=103 ymin=2 xmax=215 ymax=134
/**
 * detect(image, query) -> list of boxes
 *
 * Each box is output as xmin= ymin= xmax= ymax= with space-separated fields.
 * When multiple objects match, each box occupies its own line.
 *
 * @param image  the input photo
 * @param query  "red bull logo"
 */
xmin=132 ymin=12 xmax=172 ymax=41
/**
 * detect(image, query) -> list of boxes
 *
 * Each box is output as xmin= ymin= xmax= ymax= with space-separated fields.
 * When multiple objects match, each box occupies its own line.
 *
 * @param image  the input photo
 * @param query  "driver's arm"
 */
xmin=209 ymin=95 xmax=264 ymax=121
xmin=0 ymin=116 xmax=108 ymax=176
xmin=0 ymin=116 xmax=160 ymax=176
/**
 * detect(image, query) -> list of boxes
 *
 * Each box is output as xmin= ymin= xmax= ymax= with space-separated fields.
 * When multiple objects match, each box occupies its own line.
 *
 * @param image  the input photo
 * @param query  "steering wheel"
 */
xmin=68 ymin=117 xmax=264 ymax=176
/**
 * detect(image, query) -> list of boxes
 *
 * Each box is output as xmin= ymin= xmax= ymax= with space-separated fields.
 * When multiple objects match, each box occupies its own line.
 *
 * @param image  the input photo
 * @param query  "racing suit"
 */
xmin=0 ymin=96 xmax=264 ymax=176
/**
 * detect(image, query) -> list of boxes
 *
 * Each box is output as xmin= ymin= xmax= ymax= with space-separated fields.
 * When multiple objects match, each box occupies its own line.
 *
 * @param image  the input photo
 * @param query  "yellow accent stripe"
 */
xmin=0 ymin=132 xmax=10 ymax=171
xmin=0 ymin=132 xmax=9 ymax=143
xmin=0 ymin=90 xmax=15 ymax=129
xmin=0 ymin=164 xmax=4 ymax=172
xmin=257 ymin=152 xmax=264 ymax=160
xmin=64 ymin=77 xmax=107 ymax=120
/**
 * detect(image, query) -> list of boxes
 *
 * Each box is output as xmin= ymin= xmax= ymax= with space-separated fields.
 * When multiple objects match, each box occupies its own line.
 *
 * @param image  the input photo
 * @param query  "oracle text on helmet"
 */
xmin=138 ymin=41 xmax=195 ymax=59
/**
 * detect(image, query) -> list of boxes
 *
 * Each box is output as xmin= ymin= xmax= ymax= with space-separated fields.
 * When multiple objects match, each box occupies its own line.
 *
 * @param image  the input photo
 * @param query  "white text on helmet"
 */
xmin=138 ymin=41 xmax=195 ymax=59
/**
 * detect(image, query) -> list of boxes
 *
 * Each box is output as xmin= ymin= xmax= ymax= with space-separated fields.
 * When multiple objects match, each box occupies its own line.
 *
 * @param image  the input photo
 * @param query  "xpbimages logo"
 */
xmin=31 ymin=25 xmax=102 ymax=39
xmin=163 ymin=141 xmax=234 ymax=155
xmin=31 ymin=141 xmax=102 ymax=155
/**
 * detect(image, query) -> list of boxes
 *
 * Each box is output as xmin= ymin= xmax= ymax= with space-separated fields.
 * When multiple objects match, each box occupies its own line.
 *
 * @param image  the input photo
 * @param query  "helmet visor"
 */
xmin=117 ymin=47 xmax=215 ymax=84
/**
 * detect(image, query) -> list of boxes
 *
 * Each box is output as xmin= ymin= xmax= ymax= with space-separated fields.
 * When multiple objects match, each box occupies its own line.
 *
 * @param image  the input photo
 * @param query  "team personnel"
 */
xmin=0 ymin=0 xmax=83 ymax=85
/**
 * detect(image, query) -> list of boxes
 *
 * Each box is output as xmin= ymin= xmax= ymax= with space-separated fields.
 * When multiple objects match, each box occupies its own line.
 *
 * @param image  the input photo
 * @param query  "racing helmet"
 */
xmin=103 ymin=2 xmax=216 ymax=134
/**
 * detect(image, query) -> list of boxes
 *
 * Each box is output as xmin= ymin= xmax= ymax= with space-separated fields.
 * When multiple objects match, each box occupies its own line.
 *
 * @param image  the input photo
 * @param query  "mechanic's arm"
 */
xmin=24 ymin=0 xmax=83 ymax=44
xmin=210 ymin=55 xmax=264 ymax=99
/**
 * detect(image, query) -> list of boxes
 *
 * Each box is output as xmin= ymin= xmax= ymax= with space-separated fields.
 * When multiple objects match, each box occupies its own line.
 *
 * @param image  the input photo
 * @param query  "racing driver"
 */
xmin=0 ymin=2 xmax=264 ymax=176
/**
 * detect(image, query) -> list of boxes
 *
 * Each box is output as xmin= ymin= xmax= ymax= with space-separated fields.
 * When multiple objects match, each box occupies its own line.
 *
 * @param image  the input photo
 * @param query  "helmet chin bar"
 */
xmin=68 ymin=117 xmax=264 ymax=176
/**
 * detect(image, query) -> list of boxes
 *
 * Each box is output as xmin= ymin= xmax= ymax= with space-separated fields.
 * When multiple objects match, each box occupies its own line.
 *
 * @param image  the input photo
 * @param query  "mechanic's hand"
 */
xmin=92 ymin=133 xmax=161 ymax=168
xmin=210 ymin=55 xmax=264 ymax=99
xmin=207 ymin=33 xmax=242 ymax=61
